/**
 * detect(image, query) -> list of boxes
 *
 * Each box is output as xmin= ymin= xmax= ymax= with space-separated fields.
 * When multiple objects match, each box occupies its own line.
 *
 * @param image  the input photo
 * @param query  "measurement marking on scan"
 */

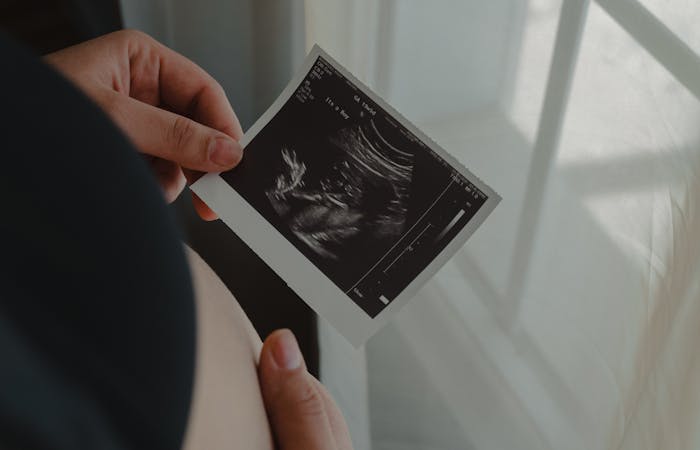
xmin=345 ymin=178 xmax=455 ymax=294
xmin=435 ymin=209 xmax=465 ymax=242
xmin=383 ymin=223 xmax=432 ymax=274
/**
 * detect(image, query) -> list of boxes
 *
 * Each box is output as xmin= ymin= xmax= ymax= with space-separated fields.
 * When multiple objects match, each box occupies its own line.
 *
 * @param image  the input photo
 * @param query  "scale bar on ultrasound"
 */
xmin=344 ymin=177 xmax=456 ymax=295
xmin=436 ymin=209 xmax=466 ymax=242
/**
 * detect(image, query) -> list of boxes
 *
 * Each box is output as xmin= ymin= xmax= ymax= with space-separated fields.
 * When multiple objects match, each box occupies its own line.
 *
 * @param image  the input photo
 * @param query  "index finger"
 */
xmin=130 ymin=33 xmax=244 ymax=140
xmin=132 ymin=34 xmax=243 ymax=220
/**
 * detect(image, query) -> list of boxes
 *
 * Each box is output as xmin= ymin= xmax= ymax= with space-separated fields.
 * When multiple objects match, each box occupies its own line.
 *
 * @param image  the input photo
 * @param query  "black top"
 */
xmin=0 ymin=34 xmax=195 ymax=450
xmin=0 ymin=0 xmax=122 ymax=54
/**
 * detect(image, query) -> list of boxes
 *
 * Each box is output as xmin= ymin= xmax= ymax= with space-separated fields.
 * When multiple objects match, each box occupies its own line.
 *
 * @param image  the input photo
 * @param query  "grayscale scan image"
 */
xmin=265 ymin=120 xmax=414 ymax=261
xmin=222 ymin=56 xmax=489 ymax=317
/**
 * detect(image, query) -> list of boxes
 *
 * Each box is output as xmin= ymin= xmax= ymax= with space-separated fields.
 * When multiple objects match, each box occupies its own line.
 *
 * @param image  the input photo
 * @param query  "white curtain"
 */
xmin=120 ymin=0 xmax=305 ymax=129
xmin=307 ymin=1 xmax=700 ymax=449
xmin=122 ymin=1 xmax=700 ymax=448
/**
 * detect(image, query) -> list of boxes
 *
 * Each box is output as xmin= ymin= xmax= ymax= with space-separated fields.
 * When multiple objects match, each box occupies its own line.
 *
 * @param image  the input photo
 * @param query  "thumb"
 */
xmin=108 ymin=92 xmax=243 ymax=172
xmin=258 ymin=329 xmax=338 ymax=450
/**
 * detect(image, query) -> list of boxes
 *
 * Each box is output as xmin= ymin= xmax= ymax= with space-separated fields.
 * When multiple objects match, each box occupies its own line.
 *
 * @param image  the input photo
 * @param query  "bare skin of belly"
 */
xmin=182 ymin=246 xmax=274 ymax=450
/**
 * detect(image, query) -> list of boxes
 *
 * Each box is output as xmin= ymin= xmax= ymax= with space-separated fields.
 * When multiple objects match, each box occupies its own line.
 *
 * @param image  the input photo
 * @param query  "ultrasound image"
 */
xmin=222 ymin=55 xmax=489 ymax=317
xmin=266 ymin=120 xmax=414 ymax=261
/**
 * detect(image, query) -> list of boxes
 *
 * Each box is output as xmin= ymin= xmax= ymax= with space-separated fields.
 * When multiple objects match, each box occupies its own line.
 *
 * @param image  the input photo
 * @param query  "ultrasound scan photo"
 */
xmin=265 ymin=120 xmax=414 ymax=262
xmin=192 ymin=46 xmax=500 ymax=343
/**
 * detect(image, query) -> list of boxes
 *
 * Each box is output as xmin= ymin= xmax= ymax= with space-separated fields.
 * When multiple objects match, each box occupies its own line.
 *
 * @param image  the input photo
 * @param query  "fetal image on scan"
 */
xmin=265 ymin=119 xmax=415 ymax=261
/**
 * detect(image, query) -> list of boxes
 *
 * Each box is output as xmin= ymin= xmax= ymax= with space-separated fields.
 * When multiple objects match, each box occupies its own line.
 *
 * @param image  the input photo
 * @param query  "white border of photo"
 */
xmin=191 ymin=45 xmax=501 ymax=346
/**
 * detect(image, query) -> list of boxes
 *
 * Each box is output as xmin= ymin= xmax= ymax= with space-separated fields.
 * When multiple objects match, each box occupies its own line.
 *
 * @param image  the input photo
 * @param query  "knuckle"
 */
xmin=314 ymin=379 xmax=334 ymax=404
xmin=108 ymin=30 xmax=131 ymax=47
xmin=289 ymin=380 xmax=326 ymax=418
xmin=212 ymin=81 xmax=227 ymax=99
xmin=269 ymin=375 xmax=327 ymax=422
xmin=169 ymin=116 xmax=196 ymax=153
xmin=118 ymin=29 xmax=148 ymax=43
xmin=110 ymin=29 xmax=153 ymax=52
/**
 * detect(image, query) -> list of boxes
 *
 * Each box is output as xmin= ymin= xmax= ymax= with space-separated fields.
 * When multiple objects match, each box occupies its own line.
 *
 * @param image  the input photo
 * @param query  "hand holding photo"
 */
xmin=192 ymin=46 xmax=500 ymax=346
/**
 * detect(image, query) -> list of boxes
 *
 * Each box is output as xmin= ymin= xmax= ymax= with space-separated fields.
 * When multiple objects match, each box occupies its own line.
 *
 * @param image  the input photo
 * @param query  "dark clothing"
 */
xmin=0 ymin=0 xmax=121 ymax=53
xmin=0 ymin=34 xmax=195 ymax=450
xmin=0 ymin=0 xmax=320 ymax=377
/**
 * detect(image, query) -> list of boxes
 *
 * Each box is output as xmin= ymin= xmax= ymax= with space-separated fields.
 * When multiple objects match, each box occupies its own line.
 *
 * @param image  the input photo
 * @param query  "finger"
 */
xmin=192 ymin=193 xmax=218 ymax=221
xmin=149 ymin=157 xmax=187 ymax=203
xmin=182 ymin=169 xmax=218 ymax=221
xmin=259 ymin=329 xmax=338 ymax=450
xmin=109 ymin=92 xmax=243 ymax=172
xmin=126 ymin=31 xmax=244 ymax=139
xmin=312 ymin=378 xmax=353 ymax=450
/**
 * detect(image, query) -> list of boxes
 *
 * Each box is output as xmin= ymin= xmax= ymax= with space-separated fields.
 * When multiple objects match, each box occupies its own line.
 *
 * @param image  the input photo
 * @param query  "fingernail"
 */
xmin=209 ymin=137 xmax=242 ymax=167
xmin=272 ymin=329 xmax=302 ymax=370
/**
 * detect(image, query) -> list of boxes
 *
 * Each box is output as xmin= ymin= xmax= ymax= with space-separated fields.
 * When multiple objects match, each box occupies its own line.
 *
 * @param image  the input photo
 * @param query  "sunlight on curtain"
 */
xmin=638 ymin=0 xmax=700 ymax=56
xmin=307 ymin=1 xmax=700 ymax=449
